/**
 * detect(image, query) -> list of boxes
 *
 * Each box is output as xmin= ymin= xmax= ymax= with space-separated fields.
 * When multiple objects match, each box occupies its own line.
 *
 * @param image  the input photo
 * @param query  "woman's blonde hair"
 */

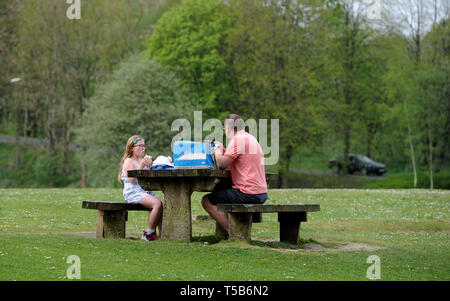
xmin=118 ymin=135 xmax=143 ymax=184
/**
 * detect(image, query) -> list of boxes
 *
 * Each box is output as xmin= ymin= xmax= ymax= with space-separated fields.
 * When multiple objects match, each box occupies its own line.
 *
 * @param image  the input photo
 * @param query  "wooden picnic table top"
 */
xmin=128 ymin=169 xmax=277 ymax=181
xmin=82 ymin=201 xmax=148 ymax=211
xmin=128 ymin=169 xmax=230 ymax=178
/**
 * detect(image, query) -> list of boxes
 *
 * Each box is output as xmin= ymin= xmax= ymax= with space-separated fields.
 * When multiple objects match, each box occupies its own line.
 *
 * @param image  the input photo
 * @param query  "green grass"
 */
xmin=0 ymin=188 xmax=449 ymax=280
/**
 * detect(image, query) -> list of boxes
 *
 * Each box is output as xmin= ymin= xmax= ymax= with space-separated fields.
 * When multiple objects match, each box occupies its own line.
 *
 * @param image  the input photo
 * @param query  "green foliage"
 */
xmin=143 ymin=0 xmax=236 ymax=118
xmin=0 ymin=143 xmax=80 ymax=188
xmin=316 ymin=1 xmax=389 ymax=176
xmin=75 ymin=55 xmax=194 ymax=187
xmin=226 ymin=0 xmax=326 ymax=180
xmin=0 ymin=0 xmax=176 ymax=188
xmin=364 ymin=172 xmax=450 ymax=189
xmin=1 ymin=0 xmax=448 ymax=188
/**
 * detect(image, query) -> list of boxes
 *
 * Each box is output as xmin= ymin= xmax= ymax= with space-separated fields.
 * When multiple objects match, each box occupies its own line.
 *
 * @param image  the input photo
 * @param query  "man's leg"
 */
xmin=201 ymin=195 xmax=229 ymax=233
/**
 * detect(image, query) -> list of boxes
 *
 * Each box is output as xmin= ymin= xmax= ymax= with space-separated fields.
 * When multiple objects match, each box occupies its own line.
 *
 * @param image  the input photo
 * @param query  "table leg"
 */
xmin=161 ymin=181 xmax=193 ymax=241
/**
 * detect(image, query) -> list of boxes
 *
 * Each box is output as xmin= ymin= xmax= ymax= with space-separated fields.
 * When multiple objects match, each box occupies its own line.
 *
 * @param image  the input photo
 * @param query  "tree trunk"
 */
xmin=428 ymin=133 xmax=433 ymax=190
xmin=61 ymin=124 xmax=71 ymax=174
xmin=277 ymin=145 xmax=293 ymax=189
xmin=81 ymin=148 xmax=88 ymax=188
xmin=427 ymin=103 xmax=433 ymax=190
xmin=14 ymin=118 xmax=19 ymax=169
xmin=277 ymin=170 xmax=284 ymax=189
xmin=366 ymin=123 xmax=374 ymax=158
xmin=343 ymin=124 xmax=351 ymax=174
xmin=342 ymin=9 xmax=353 ymax=175
xmin=23 ymin=107 xmax=28 ymax=138
xmin=402 ymin=96 xmax=417 ymax=187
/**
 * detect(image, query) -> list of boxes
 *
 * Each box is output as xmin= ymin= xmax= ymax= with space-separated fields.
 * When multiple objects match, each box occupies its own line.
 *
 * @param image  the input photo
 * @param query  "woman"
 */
xmin=118 ymin=135 xmax=163 ymax=241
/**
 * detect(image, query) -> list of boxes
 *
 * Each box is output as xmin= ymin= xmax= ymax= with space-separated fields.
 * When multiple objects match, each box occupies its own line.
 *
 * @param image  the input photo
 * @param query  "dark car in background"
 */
xmin=328 ymin=154 xmax=386 ymax=176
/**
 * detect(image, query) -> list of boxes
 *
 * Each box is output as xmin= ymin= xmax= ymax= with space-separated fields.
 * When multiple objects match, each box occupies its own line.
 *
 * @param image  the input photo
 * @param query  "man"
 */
xmin=201 ymin=114 xmax=268 ymax=233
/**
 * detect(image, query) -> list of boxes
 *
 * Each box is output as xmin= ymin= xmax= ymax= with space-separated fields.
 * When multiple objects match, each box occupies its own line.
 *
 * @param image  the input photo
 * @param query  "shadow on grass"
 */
xmin=192 ymin=235 xmax=223 ymax=244
xmin=251 ymin=238 xmax=320 ymax=250
xmin=192 ymin=234 xmax=320 ymax=250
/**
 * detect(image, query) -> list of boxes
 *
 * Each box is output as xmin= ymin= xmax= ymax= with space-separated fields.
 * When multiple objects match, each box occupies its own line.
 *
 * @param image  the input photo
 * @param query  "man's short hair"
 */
xmin=225 ymin=114 xmax=244 ymax=132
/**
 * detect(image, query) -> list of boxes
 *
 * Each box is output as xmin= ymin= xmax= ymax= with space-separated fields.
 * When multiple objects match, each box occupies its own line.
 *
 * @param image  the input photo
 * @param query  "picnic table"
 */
xmin=82 ymin=170 xmax=320 ymax=244
xmin=127 ymin=169 xmax=231 ymax=241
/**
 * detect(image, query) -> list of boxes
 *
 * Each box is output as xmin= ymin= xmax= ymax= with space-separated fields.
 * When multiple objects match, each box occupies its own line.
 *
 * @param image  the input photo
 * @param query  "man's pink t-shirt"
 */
xmin=223 ymin=130 xmax=267 ymax=194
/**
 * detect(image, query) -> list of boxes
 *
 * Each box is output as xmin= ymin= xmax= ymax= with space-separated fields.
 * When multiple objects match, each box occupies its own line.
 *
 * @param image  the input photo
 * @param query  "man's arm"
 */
xmin=214 ymin=142 xmax=233 ymax=169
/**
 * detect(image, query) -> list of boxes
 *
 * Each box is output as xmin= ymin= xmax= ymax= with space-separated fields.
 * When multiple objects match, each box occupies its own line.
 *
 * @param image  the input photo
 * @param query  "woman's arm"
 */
xmin=123 ymin=157 xmax=152 ymax=184
xmin=122 ymin=158 xmax=138 ymax=184
xmin=141 ymin=155 xmax=152 ymax=169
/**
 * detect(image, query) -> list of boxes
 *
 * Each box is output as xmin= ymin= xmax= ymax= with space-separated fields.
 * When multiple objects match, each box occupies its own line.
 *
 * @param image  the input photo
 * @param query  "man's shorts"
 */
xmin=205 ymin=188 xmax=268 ymax=205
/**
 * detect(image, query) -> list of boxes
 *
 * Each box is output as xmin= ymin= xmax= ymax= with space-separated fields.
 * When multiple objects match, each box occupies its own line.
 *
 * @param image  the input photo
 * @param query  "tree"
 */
xmin=424 ymin=17 xmax=450 ymax=173
xmin=143 ymin=0 xmax=236 ymax=118
xmin=75 ymin=55 xmax=194 ymax=187
xmin=320 ymin=0 xmax=383 ymax=174
xmin=226 ymin=0 xmax=325 ymax=187
xmin=382 ymin=34 xmax=419 ymax=181
xmin=11 ymin=0 xmax=166 ymax=186
xmin=383 ymin=0 xmax=449 ymax=188
xmin=414 ymin=17 xmax=450 ymax=188
xmin=0 ymin=0 xmax=20 ymax=125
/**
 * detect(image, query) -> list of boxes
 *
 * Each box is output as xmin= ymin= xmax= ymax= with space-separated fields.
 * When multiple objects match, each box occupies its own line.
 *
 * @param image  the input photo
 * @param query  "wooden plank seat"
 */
xmin=217 ymin=204 xmax=320 ymax=244
xmin=82 ymin=201 xmax=150 ymax=239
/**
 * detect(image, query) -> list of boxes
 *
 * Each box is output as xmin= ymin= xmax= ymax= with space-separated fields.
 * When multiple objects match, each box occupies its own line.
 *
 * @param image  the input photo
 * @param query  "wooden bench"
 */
xmin=216 ymin=204 xmax=320 ymax=244
xmin=82 ymin=201 xmax=150 ymax=238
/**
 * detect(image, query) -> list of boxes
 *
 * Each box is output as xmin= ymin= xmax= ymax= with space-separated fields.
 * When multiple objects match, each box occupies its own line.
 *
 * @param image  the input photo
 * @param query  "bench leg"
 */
xmin=217 ymin=213 xmax=260 ymax=239
xmin=229 ymin=212 xmax=252 ymax=242
xmin=101 ymin=210 xmax=127 ymax=239
xmin=278 ymin=212 xmax=307 ymax=244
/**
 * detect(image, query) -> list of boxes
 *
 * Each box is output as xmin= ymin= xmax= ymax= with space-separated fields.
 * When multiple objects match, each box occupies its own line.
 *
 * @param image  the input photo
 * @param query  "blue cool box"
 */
xmin=173 ymin=141 xmax=215 ymax=169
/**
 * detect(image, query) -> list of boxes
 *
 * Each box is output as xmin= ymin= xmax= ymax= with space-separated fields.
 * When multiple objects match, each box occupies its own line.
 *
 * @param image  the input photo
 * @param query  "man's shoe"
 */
xmin=141 ymin=231 xmax=157 ymax=241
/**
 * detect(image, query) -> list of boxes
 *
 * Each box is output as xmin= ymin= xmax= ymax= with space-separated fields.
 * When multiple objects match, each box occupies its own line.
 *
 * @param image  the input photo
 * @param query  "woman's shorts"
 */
xmin=205 ymin=188 xmax=267 ymax=205
xmin=125 ymin=190 xmax=159 ymax=204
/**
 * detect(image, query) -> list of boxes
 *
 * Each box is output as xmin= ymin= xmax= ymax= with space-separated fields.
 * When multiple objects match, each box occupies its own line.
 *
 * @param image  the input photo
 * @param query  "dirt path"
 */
xmin=304 ymin=243 xmax=384 ymax=252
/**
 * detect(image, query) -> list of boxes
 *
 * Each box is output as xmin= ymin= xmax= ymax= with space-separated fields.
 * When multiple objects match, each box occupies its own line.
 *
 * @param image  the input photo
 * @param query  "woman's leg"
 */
xmin=139 ymin=194 xmax=163 ymax=230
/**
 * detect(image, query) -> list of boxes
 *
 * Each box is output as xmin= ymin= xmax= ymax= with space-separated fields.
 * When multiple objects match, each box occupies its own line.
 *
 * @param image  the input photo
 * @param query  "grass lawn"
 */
xmin=0 ymin=188 xmax=449 ymax=281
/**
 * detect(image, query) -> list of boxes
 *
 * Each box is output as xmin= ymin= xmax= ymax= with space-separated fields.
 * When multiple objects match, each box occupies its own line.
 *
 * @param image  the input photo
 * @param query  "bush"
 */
xmin=0 ymin=143 xmax=80 ymax=188
xmin=272 ymin=170 xmax=450 ymax=189
xmin=75 ymin=55 xmax=195 ymax=187
xmin=363 ymin=172 xmax=450 ymax=189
